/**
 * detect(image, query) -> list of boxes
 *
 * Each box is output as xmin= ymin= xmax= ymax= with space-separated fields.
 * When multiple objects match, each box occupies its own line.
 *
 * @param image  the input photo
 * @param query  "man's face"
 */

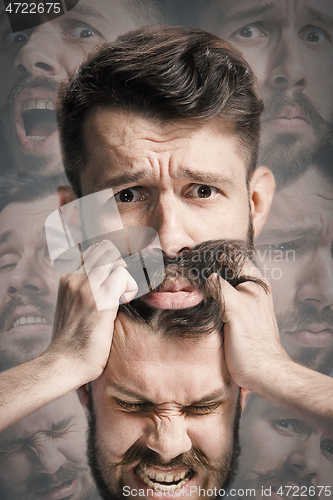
xmin=235 ymin=396 xmax=333 ymax=499
xmin=84 ymin=312 xmax=240 ymax=500
xmin=80 ymin=109 xmax=257 ymax=258
xmin=0 ymin=194 xmax=62 ymax=370
xmin=0 ymin=0 xmax=141 ymax=174
xmin=255 ymin=168 xmax=333 ymax=373
xmin=202 ymin=0 xmax=333 ymax=181
xmin=0 ymin=393 xmax=97 ymax=500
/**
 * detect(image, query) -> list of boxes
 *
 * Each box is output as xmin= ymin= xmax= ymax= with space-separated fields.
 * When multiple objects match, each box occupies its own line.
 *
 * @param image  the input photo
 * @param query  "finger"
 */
xmin=94 ymin=266 xmax=138 ymax=311
xmin=82 ymin=240 xmax=121 ymax=275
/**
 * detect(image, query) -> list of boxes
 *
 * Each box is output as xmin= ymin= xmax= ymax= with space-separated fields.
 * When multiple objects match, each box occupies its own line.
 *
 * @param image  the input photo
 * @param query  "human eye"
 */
xmin=116 ymin=399 xmax=152 ymax=412
xmin=187 ymin=403 xmax=219 ymax=415
xmin=114 ymin=187 xmax=146 ymax=203
xmin=272 ymin=419 xmax=299 ymax=434
xmin=300 ymin=26 xmax=330 ymax=43
xmin=0 ymin=253 xmax=18 ymax=272
xmin=3 ymin=30 xmax=30 ymax=45
xmin=186 ymin=185 xmax=221 ymax=199
xmin=268 ymin=241 xmax=299 ymax=251
xmin=321 ymin=439 xmax=333 ymax=460
xmin=230 ymin=23 xmax=267 ymax=41
xmin=65 ymin=21 xmax=101 ymax=40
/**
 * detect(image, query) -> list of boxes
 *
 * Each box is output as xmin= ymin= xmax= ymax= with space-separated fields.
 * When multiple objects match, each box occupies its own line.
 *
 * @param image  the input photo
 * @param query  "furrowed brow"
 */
xmin=189 ymin=385 xmax=231 ymax=406
xmin=305 ymin=7 xmax=333 ymax=28
xmin=107 ymin=382 xmax=151 ymax=402
xmin=223 ymin=3 xmax=275 ymax=26
xmin=92 ymin=172 xmax=149 ymax=193
xmin=177 ymin=167 xmax=236 ymax=188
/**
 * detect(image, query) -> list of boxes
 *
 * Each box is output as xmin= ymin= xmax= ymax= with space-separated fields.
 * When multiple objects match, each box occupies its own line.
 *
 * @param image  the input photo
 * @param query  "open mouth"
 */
xmin=22 ymin=99 xmax=57 ymax=141
xmin=134 ymin=465 xmax=194 ymax=492
xmin=12 ymin=316 xmax=49 ymax=328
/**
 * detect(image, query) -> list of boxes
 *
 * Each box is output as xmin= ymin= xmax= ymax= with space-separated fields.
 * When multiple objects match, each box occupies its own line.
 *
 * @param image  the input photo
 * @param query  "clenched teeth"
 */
xmin=23 ymin=99 xmax=55 ymax=112
xmin=13 ymin=316 xmax=47 ymax=328
xmin=135 ymin=466 xmax=190 ymax=492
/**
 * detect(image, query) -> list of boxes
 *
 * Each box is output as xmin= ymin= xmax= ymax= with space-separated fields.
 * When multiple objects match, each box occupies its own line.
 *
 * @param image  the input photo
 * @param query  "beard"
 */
xmin=277 ymin=306 xmax=333 ymax=374
xmin=0 ymin=295 xmax=55 ymax=371
xmin=119 ymin=238 xmax=267 ymax=340
xmin=258 ymin=90 xmax=333 ymax=187
xmin=87 ymin=391 xmax=242 ymax=500
xmin=231 ymin=460 xmax=318 ymax=500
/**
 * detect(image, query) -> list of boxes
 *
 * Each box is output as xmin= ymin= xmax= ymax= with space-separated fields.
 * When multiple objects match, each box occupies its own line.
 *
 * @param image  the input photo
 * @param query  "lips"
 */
xmin=282 ymin=325 xmax=333 ymax=348
xmin=6 ymin=306 xmax=53 ymax=334
xmin=36 ymin=477 xmax=79 ymax=500
xmin=262 ymin=106 xmax=310 ymax=130
xmin=15 ymin=87 xmax=58 ymax=154
xmin=142 ymin=280 xmax=203 ymax=309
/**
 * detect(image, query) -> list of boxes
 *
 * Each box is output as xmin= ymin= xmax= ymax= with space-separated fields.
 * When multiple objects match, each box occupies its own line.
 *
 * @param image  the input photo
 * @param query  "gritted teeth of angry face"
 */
xmin=134 ymin=465 xmax=194 ymax=492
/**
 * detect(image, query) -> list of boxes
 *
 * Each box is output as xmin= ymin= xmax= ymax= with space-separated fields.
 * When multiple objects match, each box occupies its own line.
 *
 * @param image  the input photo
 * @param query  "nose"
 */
xmin=266 ymin=35 xmax=307 ymax=91
xmin=151 ymin=194 xmax=195 ymax=258
xmin=32 ymin=440 xmax=66 ymax=474
xmin=296 ymin=247 xmax=333 ymax=311
xmin=287 ymin=434 xmax=321 ymax=482
xmin=7 ymin=257 xmax=49 ymax=298
xmin=146 ymin=414 xmax=192 ymax=463
xmin=14 ymin=28 xmax=69 ymax=80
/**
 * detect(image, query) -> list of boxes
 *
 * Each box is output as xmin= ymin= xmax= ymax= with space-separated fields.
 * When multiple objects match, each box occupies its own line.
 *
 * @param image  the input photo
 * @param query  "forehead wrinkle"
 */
xmin=222 ymin=2 xmax=276 ymax=27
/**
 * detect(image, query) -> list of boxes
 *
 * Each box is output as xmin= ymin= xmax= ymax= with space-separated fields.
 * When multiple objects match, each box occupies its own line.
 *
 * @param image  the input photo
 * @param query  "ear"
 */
xmin=249 ymin=166 xmax=275 ymax=239
xmin=57 ymin=184 xmax=77 ymax=208
xmin=77 ymin=384 xmax=90 ymax=412
xmin=240 ymin=388 xmax=252 ymax=412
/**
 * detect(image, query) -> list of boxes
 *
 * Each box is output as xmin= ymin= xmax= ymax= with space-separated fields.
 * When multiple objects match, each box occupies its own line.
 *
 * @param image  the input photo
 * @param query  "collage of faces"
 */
xmin=0 ymin=1 xmax=332 ymax=500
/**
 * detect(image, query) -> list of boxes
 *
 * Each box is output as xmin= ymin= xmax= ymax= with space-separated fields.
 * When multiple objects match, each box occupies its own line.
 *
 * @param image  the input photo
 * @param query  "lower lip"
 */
xmin=142 ymin=290 xmax=203 ymax=309
xmin=264 ymin=117 xmax=310 ymax=130
xmin=284 ymin=329 xmax=333 ymax=348
xmin=7 ymin=324 xmax=53 ymax=336
xmin=16 ymin=125 xmax=59 ymax=155
xmin=36 ymin=477 xmax=79 ymax=500
xmin=130 ymin=468 xmax=197 ymax=499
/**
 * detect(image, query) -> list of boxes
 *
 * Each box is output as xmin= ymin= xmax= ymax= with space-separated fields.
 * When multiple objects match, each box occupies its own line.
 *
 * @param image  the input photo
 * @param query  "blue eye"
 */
xmin=5 ymin=31 xmax=30 ymax=44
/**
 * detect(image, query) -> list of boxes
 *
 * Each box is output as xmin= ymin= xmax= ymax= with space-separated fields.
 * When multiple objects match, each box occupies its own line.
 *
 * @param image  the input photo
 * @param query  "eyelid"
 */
xmin=300 ymin=25 xmax=330 ymax=42
xmin=186 ymin=403 xmax=220 ymax=414
xmin=64 ymin=20 xmax=102 ymax=39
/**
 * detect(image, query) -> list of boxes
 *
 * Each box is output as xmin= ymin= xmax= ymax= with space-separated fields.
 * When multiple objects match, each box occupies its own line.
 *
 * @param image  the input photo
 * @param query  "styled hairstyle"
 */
xmin=57 ymin=25 xmax=264 ymax=197
xmin=0 ymin=174 xmax=65 ymax=212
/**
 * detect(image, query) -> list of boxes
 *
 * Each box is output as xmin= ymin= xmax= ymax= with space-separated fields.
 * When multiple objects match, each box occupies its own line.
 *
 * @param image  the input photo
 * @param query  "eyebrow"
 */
xmin=0 ymin=415 xmax=75 ymax=450
xmin=222 ymin=3 xmax=275 ymax=27
xmin=305 ymin=7 xmax=333 ymax=28
xmin=64 ymin=2 xmax=106 ymax=21
xmin=93 ymin=168 xmax=236 ymax=193
xmin=0 ymin=231 xmax=12 ymax=246
xmin=107 ymin=382 xmax=231 ymax=405
xmin=257 ymin=224 xmax=322 ymax=242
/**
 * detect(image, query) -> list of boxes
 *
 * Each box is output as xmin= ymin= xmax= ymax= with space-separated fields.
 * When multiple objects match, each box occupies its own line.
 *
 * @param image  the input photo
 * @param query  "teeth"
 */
xmin=23 ymin=99 xmax=54 ymax=112
xmin=13 ymin=316 xmax=47 ymax=328
xmin=27 ymin=136 xmax=47 ymax=142
xmin=135 ymin=466 xmax=190 ymax=491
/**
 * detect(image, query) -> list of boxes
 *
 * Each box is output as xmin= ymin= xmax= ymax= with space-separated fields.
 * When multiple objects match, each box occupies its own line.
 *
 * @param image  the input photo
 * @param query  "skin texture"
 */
xmin=234 ymin=396 xmax=333 ymax=499
xmin=75 ymin=108 xmax=275 ymax=257
xmin=255 ymin=168 xmax=333 ymax=373
xmin=0 ymin=0 xmax=153 ymax=174
xmin=0 ymin=392 xmax=97 ymax=500
xmin=79 ymin=312 xmax=240 ymax=500
xmin=0 ymin=195 xmax=62 ymax=370
xmin=201 ymin=0 xmax=333 ymax=179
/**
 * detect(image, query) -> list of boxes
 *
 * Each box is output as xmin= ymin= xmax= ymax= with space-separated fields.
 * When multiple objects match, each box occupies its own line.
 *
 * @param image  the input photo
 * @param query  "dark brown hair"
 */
xmin=57 ymin=25 xmax=264 ymax=197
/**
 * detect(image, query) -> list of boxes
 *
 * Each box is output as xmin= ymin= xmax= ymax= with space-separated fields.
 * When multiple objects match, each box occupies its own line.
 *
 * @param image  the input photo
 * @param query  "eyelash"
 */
xmin=116 ymin=400 xmax=219 ymax=414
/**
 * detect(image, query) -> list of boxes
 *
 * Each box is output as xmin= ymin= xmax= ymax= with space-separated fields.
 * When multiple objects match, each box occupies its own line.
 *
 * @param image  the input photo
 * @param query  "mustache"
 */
xmin=261 ymin=90 xmax=329 ymax=133
xmin=277 ymin=305 xmax=333 ymax=332
xmin=127 ymin=239 xmax=267 ymax=295
xmin=0 ymin=296 xmax=56 ymax=332
xmin=112 ymin=442 xmax=219 ymax=472
xmin=253 ymin=462 xmax=318 ymax=499
xmin=3 ymin=76 xmax=59 ymax=112
xmin=23 ymin=460 xmax=88 ymax=497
